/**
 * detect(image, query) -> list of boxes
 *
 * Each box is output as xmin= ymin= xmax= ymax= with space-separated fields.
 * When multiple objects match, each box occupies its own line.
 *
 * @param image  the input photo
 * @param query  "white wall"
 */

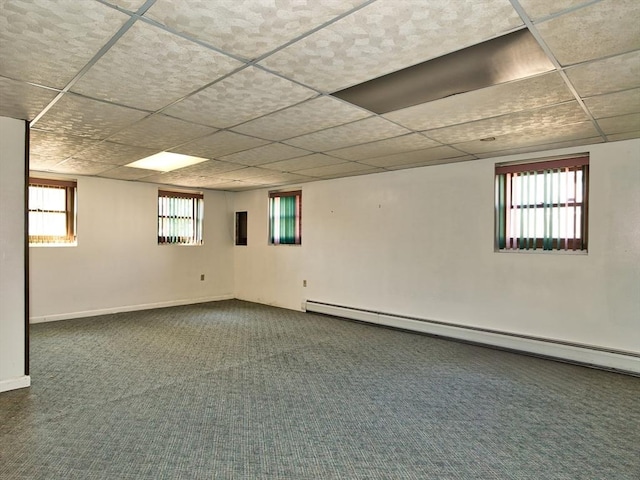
xmin=0 ymin=116 xmax=29 ymax=392
xmin=234 ymin=139 xmax=640 ymax=355
xmin=29 ymin=176 xmax=235 ymax=321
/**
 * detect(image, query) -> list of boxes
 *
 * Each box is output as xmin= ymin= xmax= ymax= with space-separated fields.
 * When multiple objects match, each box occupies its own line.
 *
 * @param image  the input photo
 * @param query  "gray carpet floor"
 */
xmin=1 ymin=300 xmax=639 ymax=479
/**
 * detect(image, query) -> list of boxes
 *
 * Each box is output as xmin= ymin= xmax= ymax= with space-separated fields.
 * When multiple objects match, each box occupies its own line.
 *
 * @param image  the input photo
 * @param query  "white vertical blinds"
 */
xmin=157 ymin=190 xmax=204 ymax=245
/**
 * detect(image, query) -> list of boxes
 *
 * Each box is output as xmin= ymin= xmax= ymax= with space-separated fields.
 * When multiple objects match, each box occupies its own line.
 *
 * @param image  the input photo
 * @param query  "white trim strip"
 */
xmin=0 ymin=375 xmax=31 ymax=393
xmin=305 ymin=301 xmax=640 ymax=375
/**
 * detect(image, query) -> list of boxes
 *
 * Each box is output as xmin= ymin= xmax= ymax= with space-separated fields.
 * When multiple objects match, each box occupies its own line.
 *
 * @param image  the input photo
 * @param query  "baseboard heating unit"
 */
xmin=304 ymin=300 xmax=640 ymax=376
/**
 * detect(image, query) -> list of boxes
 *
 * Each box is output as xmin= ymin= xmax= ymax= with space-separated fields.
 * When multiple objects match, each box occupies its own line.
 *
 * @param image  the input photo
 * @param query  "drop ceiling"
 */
xmin=0 ymin=0 xmax=638 ymax=191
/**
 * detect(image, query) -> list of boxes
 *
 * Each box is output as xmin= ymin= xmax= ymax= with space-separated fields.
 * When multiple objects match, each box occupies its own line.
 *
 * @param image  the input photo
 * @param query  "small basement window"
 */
xmin=28 ymin=177 xmax=77 ymax=245
xmin=158 ymin=190 xmax=204 ymax=245
xmin=269 ymin=190 xmax=301 ymax=245
xmin=495 ymin=155 xmax=589 ymax=252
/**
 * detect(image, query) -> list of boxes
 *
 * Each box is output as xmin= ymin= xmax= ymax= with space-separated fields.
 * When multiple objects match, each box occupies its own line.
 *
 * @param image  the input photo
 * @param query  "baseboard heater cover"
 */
xmin=305 ymin=300 xmax=640 ymax=375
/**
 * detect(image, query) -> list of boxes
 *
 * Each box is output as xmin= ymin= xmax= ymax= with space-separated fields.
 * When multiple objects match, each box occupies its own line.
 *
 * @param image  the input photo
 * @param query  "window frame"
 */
xmin=28 ymin=177 xmax=77 ymax=246
xmin=268 ymin=190 xmax=302 ymax=245
xmin=495 ymin=155 xmax=589 ymax=253
xmin=157 ymin=189 xmax=204 ymax=246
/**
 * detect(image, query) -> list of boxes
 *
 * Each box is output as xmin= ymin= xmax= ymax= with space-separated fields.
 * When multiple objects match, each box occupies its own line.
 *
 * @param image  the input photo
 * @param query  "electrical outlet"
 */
xmin=303 ymin=279 xmax=307 ymax=287
xmin=200 ymin=274 xmax=205 ymax=281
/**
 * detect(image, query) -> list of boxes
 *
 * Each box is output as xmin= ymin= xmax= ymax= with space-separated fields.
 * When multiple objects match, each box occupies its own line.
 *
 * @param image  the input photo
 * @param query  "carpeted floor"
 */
xmin=1 ymin=300 xmax=638 ymax=479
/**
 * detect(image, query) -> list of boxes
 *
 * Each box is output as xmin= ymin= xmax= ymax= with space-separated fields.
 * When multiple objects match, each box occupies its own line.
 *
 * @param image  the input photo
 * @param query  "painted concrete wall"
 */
xmin=234 ymin=139 xmax=640 ymax=354
xmin=0 ymin=116 xmax=28 ymax=391
xmin=29 ymin=176 xmax=235 ymax=321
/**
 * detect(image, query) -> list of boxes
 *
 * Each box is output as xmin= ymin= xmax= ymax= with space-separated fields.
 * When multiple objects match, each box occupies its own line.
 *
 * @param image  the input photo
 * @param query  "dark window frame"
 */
xmin=157 ymin=190 xmax=204 ymax=245
xmin=268 ymin=190 xmax=302 ymax=245
xmin=28 ymin=177 xmax=77 ymax=245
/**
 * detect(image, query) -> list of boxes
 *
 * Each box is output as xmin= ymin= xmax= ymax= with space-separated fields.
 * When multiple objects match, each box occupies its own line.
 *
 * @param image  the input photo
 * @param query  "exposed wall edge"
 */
xmin=305 ymin=300 xmax=640 ymax=375
xmin=29 ymin=294 xmax=235 ymax=323
xmin=0 ymin=375 xmax=31 ymax=393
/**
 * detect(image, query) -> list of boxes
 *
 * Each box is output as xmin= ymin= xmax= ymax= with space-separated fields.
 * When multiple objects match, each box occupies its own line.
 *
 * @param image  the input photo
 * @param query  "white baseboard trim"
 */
xmin=29 ymin=294 xmax=235 ymax=323
xmin=305 ymin=300 xmax=640 ymax=375
xmin=0 ymin=375 xmax=31 ymax=393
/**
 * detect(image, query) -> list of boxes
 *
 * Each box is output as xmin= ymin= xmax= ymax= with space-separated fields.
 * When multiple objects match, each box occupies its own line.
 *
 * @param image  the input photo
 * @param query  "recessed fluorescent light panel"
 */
xmin=332 ymin=29 xmax=555 ymax=114
xmin=125 ymin=152 xmax=208 ymax=172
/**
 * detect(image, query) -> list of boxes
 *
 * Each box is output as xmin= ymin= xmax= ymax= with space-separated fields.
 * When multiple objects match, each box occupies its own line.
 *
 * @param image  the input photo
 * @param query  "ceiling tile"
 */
xmin=243 ymin=172 xmax=315 ymax=187
xmin=285 ymin=117 xmax=411 ymax=152
xmin=519 ymin=0 xmax=594 ymax=21
xmin=384 ymin=72 xmax=574 ymax=131
xmin=261 ymin=0 xmax=522 ymax=92
xmin=69 ymin=141 xmax=159 ymax=166
xmin=0 ymin=0 xmax=129 ymax=88
xmin=606 ymin=131 xmax=640 ymax=142
xmin=358 ymin=146 xmax=467 ymax=168
xmin=71 ymin=21 xmax=242 ymax=111
xmin=219 ymin=143 xmax=312 ymax=167
xmin=596 ymin=113 xmax=640 ymax=135
xmin=170 ymin=131 xmax=269 ymax=159
xmin=474 ymin=137 xmax=604 ymax=159
xmin=0 ymin=77 xmax=58 ymax=121
xmin=535 ymin=0 xmax=640 ymax=66
xmin=261 ymin=153 xmax=344 ymax=172
xmin=34 ymin=94 xmax=149 ymax=140
xmin=453 ymin=121 xmax=600 ymax=154
xmin=171 ymin=160 xmax=245 ymax=177
xmin=145 ymin=0 xmax=363 ymax=59
xmin=231 ymin=96 xmax=371 ymax=141
xmin=424 ymin=102 xmax=589 ymax=144
xmin=384 ymin=155 xmax=475 ymax=170
xmin=565 ymin=51 xmax=640 ymax=97
xmin=29 ymin=130 xmax=99 ymax=169
xmin=294 ymin=162 xmax=385 ymax=179
xmin=97 ymin=165 xmax=157 ymax=181
xmin=584 ymin=89 xmax=640 ymax=119
xmin=52 ymin=158 xmax=117 ymax=175
xmin=103 ymin=1 xmax=148 ymax=11
xmin=163 ymin=67 xmax=316 ymax=128
xmin=108 ymin=114 xmax=216 ymax=150
xmin=217 ymin=167 xmax=275 ymax=180
xmin=141 ymin=171 xmax=213 ymax=188
xmin=328 ymin=133 xmax=442 ymax=161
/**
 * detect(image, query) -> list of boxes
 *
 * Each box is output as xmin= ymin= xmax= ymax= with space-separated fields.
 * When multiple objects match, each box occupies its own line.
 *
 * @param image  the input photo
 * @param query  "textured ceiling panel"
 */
xmin=108 ymin=114 xmax=216 ymax=150
xmin=424 ymin=102 xmax=589 ymax=144
xmin=584 ymin=89 xmax=640 ymax=119
xmin=146 ymin=0 xmax=363 ymax=59
xmin=243 ymin=172 xmax=315 ymax=187
xmin=535 ymin=0 xmax=640 ymax=66
xmin=285 ymin=117 xmax=411 ymax=152
xmin=384 ymin=73 xmax=574 ymax=131
xmin=294 ymin=161 xmax=383 ymax=178
xmin=474 ymin=136 xmax=604 ymax=159
xmin=70 ymin=141 xmax=159 ymax=166
xmin=596 ymin=113 xmax=640 ymax=135
xmin=328 ymin=133 xmax=442 ymax=161
xmin=54 ymin=158 xmax=117 ymax=175
xmin=261 ymin=0 xmax=522 ymax=92
xmin=231 ymin=96 xmax=371 ymax=141
xmin=358 ymin=146 xmax=467 ymax=168
xmin=261 ymin=153 xmax=345 ymax=173
xmin=29 ymin=130 xmax=98 ymax=169
xmin=384 ymin=155 xmax=475 ymax=170
xmin=71 ymin=21 xmax=242 ymax=111
xmin=170 ymin=131 xmax=269 ymax=159
xmin=518 ymin=0 xmax=594 ymax=21
xmin=172 ymin=160 xmax=245 ymax=177
xmin=606 ymin=131 xmax=640 ymax=142
xmin=0 ymin=77 xmax=58 ymax=121
xmin=163 ymin=67 xmax=316 ymax=128
xmin=220 ymin=143 xmax=312 ymax=167
xmin=453 ymin=121 xmax=600 ymax=154
xmin=103 ymin=1 xmax=149 ymax=11
xmin=97 ymin=165 xmax=157 ymax=181
xmin=0 ymin=0 xmax=129 ymax=88
xmin=35 ymin=94 xmax=149 ymax=139
xmin=565 ymin=51 xmax=640 ymax=97
xmin=217 ymin=167 xmax=276 ymax=181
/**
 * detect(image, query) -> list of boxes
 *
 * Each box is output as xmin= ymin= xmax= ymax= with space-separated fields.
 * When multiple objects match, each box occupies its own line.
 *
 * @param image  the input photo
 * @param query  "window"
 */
xmin=158 ymin=190 xmax=203 ymax=245
xmin=495 ymin=155 xmax=589 ymax=252
xmin=269 ymin=190 xmax=301 ymax=245
xmin=28 ymin=178 xmax=77 ymax=245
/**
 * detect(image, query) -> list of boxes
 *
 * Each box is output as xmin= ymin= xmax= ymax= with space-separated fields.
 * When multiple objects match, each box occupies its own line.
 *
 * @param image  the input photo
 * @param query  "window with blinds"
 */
xmin=28 ymin=178 xmax=77 ymax=245
xmin=269 ymin=190 xmax=301 ymax=245
xmin=495 ymin=155 xmax=589 ymax=252
xmin=158 ymin=190 xmax=204 ymax=245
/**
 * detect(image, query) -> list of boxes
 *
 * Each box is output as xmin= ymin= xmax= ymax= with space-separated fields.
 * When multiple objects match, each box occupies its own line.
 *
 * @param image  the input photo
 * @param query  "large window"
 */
xmin=158 ymin=190 xmax=204 ymax=245
xmin=28 ymin=178 xmax=77 ymax=245
xmin=269 ymin=190 xmax=301 ymax=245
xmin=495 ymin=155 xmax=589 ymax=252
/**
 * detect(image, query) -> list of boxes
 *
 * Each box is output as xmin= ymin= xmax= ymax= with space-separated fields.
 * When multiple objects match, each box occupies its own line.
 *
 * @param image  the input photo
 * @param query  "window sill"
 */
xmin=29 ymin=242 xmax=77 ymax=248
xmin=496 ymin=248 xmax=587 ymax=255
